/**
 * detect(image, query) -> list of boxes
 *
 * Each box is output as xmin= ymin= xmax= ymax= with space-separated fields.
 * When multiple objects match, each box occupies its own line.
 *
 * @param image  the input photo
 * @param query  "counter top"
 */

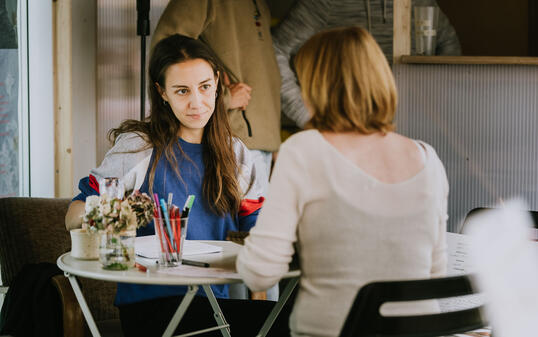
xmin=399 ymin=56 xmax=538 ymax=65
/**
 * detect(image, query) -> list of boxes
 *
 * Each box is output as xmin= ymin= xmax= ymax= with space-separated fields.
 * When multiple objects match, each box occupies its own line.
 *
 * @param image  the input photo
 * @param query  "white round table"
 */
xmin=57 ymin=240 xmax=299 ymax=337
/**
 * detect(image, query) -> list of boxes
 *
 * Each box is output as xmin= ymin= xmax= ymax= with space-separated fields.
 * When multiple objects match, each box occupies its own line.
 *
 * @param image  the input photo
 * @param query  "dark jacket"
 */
xmin=0 ymin=263 xmax=63 ymax=337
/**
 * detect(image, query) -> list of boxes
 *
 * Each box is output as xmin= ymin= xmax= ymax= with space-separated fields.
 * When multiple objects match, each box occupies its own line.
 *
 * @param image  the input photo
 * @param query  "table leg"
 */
xmin=255 ymin=277 xmax=299 ymax=337
xmin=163 ymin=285 xmax=199 ymax=337
xmin=65 ymin=272 xmax=102 ymax=337
xmin=202 ymin=284 xmax=232 ymax=337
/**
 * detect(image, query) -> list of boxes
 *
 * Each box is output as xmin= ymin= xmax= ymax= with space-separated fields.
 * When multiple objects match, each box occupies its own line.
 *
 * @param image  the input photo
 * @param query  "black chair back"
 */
xmin=461 ymin=207 xmax=538 ymax=233
xmin=339 ymin=275 xmax=485 ymax=337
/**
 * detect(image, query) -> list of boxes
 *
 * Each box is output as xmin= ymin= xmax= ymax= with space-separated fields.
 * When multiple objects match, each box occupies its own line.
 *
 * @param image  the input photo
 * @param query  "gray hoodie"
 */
xmin=272 ymin=0 xmax=461 ymax=128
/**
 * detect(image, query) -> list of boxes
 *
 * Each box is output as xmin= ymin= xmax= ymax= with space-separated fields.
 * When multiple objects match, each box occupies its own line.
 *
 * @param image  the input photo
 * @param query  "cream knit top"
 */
xmin=237 ymin=130 xmax=449 ymax=337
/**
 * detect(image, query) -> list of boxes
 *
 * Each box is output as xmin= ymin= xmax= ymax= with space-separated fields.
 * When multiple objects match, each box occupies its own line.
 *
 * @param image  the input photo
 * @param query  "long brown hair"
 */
xmin=109 ymin=35 xmax=241 ymax=216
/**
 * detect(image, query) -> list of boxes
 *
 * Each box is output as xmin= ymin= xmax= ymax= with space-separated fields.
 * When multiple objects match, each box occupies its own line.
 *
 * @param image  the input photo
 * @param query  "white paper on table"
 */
xmin=156 ymin=264 xmax=242 ymax=279
xmin=439 ymin=232 xmax=485 ymax=312
xmin=135 ymin=235 xmax=222 ymax=259
xmin=446 ymin=232 xmax=475 ymax=275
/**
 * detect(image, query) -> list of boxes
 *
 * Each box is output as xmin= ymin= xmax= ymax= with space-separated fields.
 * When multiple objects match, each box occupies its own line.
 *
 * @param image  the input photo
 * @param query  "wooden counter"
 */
xmin=398 ymin=56 xmax=538 ymax=65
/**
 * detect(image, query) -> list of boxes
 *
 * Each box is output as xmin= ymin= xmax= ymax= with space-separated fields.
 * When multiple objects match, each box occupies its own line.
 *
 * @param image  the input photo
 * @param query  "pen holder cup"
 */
xmin=154 ymin=217 xmax=185 ymax=267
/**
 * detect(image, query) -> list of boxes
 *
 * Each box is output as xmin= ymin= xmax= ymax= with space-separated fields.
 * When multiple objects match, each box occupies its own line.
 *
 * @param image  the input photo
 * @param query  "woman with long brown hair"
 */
xmin=65 ymin=34 xmax=281 ymax=336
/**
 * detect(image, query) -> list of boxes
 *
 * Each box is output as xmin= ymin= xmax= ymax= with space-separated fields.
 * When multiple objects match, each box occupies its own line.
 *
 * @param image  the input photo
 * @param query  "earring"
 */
xmin=162 ymin=99 xmax=168 ymax=106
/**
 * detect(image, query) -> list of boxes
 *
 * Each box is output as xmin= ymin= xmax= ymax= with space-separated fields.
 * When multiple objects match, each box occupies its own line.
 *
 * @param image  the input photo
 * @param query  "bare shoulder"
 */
xmin=390 ymin=133 xmax=422 ymax=154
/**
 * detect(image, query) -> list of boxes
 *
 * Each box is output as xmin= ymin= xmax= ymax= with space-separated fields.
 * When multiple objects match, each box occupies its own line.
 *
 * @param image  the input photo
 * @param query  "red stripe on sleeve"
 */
xmin=239 ymin=197 xmax=265 ymax=217
xmin=89 ymin=174 xmax=100 ymax=194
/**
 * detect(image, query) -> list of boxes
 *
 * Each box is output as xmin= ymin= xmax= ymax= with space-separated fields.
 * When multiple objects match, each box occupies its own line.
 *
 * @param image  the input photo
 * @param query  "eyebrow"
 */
xmin=170 ymin=78 xmax=213 ymax=88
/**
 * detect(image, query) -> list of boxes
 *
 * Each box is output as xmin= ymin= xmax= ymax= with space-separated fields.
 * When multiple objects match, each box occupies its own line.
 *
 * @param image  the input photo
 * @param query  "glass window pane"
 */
xmin=0 ymin=0 xmax=19 ymax=197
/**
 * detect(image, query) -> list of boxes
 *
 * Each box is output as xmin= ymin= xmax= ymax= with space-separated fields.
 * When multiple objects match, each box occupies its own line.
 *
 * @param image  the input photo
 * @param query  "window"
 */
xmin=0 ymin=0 xmax=54 ymax=198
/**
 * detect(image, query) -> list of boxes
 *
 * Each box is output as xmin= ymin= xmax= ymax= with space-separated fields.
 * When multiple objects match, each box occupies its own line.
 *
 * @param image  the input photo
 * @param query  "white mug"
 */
xmin=70 ymin=228 xmax=100 ymax=259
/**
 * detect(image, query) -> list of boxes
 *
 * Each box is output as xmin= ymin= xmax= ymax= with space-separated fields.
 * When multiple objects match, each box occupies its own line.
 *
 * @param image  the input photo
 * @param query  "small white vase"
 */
xmin=70 ymin=228 xmax=100 ymax=260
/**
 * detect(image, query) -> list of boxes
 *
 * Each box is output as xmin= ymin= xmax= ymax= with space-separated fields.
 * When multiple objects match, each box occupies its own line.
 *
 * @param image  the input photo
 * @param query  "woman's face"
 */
xmin=159 ymin=58 xmax=218 ymax=142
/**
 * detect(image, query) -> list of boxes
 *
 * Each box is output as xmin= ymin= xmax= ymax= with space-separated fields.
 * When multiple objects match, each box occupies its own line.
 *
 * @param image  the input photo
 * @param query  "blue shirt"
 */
xmin=74 ymin=138 xmax=259 ymax=305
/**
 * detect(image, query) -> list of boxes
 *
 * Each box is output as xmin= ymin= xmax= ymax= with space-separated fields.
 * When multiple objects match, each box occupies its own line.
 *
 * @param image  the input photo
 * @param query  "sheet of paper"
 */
xmin=441 ymin=232 xmax=484 ymax=312
xmin=156 ymin=264 xmax=242 ymax=279
xmin=135 ymin=235 xmax=222 ymax=259
xmin=446 ymin=232 xmax=474 ymax=275
xmin=442 ymin=228 xmax=538 ymax=314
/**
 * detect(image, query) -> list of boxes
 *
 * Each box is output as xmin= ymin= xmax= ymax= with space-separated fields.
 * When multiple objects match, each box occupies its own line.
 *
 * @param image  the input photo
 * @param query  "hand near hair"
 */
xmin=222 ymin=71 xmax=252 ymax=110
xmin=227 ymin=82 xmax=252 ymax=110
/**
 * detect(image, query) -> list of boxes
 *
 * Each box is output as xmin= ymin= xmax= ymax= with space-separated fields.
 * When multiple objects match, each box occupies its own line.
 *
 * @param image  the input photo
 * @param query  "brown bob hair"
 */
xmin=295 ymin=26 xmax=397 ymax=134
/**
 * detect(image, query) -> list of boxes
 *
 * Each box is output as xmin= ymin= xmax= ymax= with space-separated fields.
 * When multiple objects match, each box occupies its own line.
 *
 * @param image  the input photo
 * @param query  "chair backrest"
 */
xmin=460 ymin=207 xmax=538 ymax=233
xmin=339 ymin=275 xmax=485 ymax=337
xmin=0 ymin=197 xmax=118 ymax=321
xmin=0 ymin=197 xmax=72 ymax=285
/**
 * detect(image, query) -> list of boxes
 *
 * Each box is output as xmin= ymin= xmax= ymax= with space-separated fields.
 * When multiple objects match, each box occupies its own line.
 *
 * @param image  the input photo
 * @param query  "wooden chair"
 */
xmin=0 ymin=197 xmax=120 ymax=336
xmin=339 ymin=275 xmax=486 ymax=337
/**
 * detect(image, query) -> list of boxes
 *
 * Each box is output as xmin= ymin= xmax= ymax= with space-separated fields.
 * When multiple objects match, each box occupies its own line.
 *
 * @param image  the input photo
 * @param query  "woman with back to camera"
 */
xmin=65 ymin=34 xmax=287 ymax=336
xmin=237 ymin=26 xmax=449 ymax=337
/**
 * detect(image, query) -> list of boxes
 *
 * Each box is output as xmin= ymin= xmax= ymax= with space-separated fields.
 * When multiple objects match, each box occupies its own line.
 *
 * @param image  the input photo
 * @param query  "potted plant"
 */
xmin=83 ymin=189 xmax=154 ymax=270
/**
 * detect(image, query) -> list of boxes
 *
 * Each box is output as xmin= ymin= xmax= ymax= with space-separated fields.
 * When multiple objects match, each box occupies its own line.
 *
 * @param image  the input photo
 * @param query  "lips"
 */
xmin=186 ymin=111 xmax=207 ymax=119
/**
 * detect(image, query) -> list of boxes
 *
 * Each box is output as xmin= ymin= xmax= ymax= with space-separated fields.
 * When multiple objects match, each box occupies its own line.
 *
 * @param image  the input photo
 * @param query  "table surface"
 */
xmin=58 ymin=240 xmax=300 ymax=286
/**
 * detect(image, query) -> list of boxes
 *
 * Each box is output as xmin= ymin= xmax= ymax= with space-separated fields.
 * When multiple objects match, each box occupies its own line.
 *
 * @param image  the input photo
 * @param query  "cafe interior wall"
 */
xmin=437 ymin=0 xmax=534 ymax=56
xmin=394 ymin=0 xmax=538 ymax=231
xmin=96 ymin=0 xmax=168 ymax=163
xmin=393 ymin=63 xmax=538 ymax=232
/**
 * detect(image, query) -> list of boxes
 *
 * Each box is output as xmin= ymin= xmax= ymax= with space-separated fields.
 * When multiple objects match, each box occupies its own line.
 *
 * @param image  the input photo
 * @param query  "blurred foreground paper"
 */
xmin=464 ymin=199 xmax=538 ymax=337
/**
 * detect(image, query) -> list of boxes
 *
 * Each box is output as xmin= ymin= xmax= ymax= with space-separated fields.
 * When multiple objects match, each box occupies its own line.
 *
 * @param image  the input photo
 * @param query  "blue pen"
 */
xmin=159 ymin=198 xmax=176 ymax=247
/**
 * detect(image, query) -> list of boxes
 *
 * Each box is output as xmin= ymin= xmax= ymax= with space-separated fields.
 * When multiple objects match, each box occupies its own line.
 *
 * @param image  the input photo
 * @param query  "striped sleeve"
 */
xmin=271 ymin=0 xmax=332 ymax=127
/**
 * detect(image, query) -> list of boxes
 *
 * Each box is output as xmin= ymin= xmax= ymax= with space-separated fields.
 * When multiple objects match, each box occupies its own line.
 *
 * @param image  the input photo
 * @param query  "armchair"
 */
xmin=0 ymin=197 xmax=119 ymax=336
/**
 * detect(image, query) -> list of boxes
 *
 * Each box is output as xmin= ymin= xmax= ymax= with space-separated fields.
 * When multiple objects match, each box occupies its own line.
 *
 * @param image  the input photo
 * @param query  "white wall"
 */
xmin=28 ymin=0 xmax=54 ymax=196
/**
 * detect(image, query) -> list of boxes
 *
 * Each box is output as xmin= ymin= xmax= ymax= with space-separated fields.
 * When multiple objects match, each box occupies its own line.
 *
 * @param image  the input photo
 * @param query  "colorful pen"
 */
xmin=160 ymin=198 xmax=176 ymax=247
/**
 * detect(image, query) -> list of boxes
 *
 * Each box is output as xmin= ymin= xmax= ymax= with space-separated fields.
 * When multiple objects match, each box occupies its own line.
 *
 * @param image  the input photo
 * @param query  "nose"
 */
xmin=189 ymin=91 xmax=203 ymax=109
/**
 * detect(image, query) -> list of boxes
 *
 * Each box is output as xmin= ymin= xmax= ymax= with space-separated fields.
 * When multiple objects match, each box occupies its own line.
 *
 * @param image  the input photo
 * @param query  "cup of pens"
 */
xmin=154 ymin=217 xmax=182 ymax=266
xmin=152 ymin=194 xmax=194 ymax=267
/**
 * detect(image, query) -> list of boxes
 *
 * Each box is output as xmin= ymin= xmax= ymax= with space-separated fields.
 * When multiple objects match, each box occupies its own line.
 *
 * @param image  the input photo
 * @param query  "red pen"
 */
xmin=163 ymin=225 xmax=174 ymax=252
xmin=135 ymin=263 xmax=147 ymax=272
xmin=153 ymin=209 xmax=166 ymax=254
